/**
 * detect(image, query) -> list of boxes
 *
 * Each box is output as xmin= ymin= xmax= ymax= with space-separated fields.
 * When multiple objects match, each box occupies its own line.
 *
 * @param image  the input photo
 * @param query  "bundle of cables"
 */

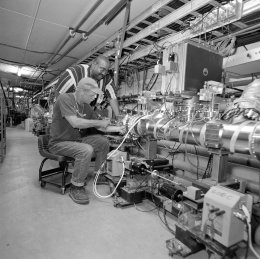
xmin=214 ymin=36 xmax=236 ymax=56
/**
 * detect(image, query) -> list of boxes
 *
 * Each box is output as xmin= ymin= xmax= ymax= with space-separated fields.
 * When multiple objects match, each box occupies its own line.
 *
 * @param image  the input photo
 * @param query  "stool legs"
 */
xmin=60 ymin=161 xmax=70 ymax=194
xmin=39 ymin=158 xmax=71 ymax=194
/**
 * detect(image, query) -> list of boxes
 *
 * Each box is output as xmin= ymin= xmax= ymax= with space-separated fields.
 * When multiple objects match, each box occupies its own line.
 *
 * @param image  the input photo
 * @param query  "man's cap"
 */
xmin=77 ymin=77 xmax=103 ymax=95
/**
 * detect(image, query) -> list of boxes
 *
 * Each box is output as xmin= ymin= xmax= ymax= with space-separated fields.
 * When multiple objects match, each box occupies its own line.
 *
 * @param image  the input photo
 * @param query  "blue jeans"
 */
xmin=49 ymin=135 xmax=109 ymax=187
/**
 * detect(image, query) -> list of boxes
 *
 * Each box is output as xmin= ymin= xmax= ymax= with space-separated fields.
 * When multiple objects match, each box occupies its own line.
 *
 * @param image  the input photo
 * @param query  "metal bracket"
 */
xmin=69 ymin=27 xmax=88 ymax=39
xmin=81 ymin=33 xmax=88 ymax=41
xmin=69 ymin=28 xmax=76 ymax=38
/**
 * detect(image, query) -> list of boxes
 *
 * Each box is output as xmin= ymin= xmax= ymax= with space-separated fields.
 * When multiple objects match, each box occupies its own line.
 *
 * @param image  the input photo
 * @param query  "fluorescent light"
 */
xmin=17 ymin=67 xmax=22 ymax=76
xmin=14 ymin=87 xmax=24 ymax=93
xmin=0 ymin=63 xmax=42 ymax=78
xmin=0 ymin=63 xmax=18 ymax=74
xmin=19 ymin=66 xmax=42 ymax=78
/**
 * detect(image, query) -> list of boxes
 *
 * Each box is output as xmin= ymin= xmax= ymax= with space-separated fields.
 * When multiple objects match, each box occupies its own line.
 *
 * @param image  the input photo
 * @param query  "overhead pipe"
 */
xmin=46 ymin=0 xmax=103 ymax=66
xmin=20 ymin=81 xmax=44 ymax=86
xmin=52 ymin=38 xmax=84 ymax=65
xmin=106 ymin=0 xmax=129 ymax=25
xmin=87 ymin=0 xmax=128 ymax=35
xmin=213 ymin=23 xmax=260 ymax=43
xmin=225 ymin=79 xmax=254 ymax=88
xmin=52 ymin=0 xmax=129 ymax=65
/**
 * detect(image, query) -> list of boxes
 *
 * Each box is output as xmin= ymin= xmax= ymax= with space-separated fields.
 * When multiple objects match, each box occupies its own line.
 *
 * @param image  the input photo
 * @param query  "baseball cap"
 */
xmin=77 ymin=77 xmax=103 ymax=95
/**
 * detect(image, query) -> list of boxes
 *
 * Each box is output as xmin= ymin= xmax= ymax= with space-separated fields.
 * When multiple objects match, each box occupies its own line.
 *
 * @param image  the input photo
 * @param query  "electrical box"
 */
xmin=184 ymin=43 xmax=223 ymax=92
xmin=162 ymin=41 xmax=223 ymax=94
xmin=106 ymin=150 xmax=128 ymax=177
xmin=154 ymin=64 xmax=165 ymax=74
xmin=201 ymin=185 xmax=251 ymax=247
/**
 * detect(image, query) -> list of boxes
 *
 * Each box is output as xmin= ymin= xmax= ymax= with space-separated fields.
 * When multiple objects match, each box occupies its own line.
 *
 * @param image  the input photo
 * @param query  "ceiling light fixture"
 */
xmin=17 ymin=67 xmax=22 ymax=77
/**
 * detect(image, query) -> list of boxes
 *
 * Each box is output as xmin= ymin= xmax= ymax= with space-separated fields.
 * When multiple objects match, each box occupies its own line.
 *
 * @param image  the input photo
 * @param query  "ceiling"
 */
xmin=0 ymin=0 xmax=159 ymax=92
xmin=1 ymin=0 xmax=260 ymax=96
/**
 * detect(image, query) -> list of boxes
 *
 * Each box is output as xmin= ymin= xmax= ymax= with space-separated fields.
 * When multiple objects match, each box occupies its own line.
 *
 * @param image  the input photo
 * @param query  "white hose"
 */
xmin=242 ymin=205 xmax=260 ymax=259
xmin=93 ymin=115 xmax=148 ymax=199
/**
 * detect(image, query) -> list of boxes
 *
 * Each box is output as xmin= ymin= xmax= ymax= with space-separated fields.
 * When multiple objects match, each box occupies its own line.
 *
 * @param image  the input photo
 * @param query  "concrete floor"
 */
xmin=0 ymin=127 xmax=257 ymax=259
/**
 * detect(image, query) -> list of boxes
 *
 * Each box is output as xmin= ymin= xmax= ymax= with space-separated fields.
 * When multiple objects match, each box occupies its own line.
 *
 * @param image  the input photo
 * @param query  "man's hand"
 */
xmin=114 ymin=125 xmax=126 ymax=135
xmin=99 ymin=118 xmax=110 ymax=128
xmin=104 ymin=125 xmax=126 ymax=134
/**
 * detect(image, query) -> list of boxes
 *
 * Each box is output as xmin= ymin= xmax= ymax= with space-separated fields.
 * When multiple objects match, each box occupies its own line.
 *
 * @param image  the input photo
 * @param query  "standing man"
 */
xmin=49 ymin=77 xmax=124 ymax=205
xmin=55 ymin=55 xmax=120 ymax=118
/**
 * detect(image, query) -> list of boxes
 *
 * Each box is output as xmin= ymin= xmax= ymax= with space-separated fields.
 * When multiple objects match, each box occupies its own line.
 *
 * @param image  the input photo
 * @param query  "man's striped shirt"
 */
xmin=55 ymin=64 xmax=117 ymax=109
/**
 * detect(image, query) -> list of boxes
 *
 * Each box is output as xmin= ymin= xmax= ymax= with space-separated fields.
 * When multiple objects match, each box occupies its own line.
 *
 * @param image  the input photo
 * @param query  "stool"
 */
xmin=38 ymin=135 xmax=74 ymax=194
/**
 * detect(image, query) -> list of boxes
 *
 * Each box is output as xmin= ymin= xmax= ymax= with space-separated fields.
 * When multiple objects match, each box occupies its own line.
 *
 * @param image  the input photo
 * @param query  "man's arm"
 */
xmin=65 ymin=115 xmax=109 ymax=130
xmin=109 ymin=99 xmax=120 ymax=117
xmin=103 ymin=76 xmax=120 ymax=117
xmin=65 ymin=115 xmax=124 ymax=134
xmin=99 ymin=125 xmax=125 ymax=134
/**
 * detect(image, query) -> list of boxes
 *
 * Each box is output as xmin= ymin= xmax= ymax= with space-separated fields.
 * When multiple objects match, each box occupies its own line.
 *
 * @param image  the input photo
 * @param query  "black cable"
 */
xmin=165 ymin=74 xmax=175 ymax=93
xmin=202 ymin=153 xmax=213 ymax=179
xmin=147 ymin=74 xmax=159 ymax=91
xmin=245 ymin=223 xmax=249 ymax=259
xmin=163 ymin=208 xmax=176 ymax=235
xmin=143 ymin=176 xmax=177 ymax=235
xmin=174 ymin=143 xmax=182 ymax=153
xmin=157 ymin=206 xmax=167 ymax=225
xmin=156 ymin=197 xmax=176 ymax=236
xmin=133 ymin=174 xmax=158 ymax=212
xmin=194 ymin=146 xmax=199 ymax=180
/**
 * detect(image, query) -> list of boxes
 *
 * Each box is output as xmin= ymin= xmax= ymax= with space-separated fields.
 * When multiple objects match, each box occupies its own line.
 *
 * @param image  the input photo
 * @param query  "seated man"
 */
xmin=55 ymin=55 xmax=120 ymax=118
xmin=48 ymin=77 xmax=124 ymax=205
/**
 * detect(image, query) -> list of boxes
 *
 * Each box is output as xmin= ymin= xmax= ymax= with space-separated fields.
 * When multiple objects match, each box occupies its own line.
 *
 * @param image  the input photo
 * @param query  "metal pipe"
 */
xmin=20 ymin=81 xmax=44 ymax=86
xmin=213 ymin=23 xmax=260 ymax=43
xmin=52 ymin=39 xmax=83 ymax=65
xmin=50 ymin=0 xmax=128 ymax=65
xmin=86 ymin=0 xmax=128 ymax=36
xmin=131 ymin=134 xmax=260 ymax=194
xmin=74 ymin=0 xmax=104 ymax=31
xmin=105 ymin=0 xmax=129 ymax=25
xmin=46 ymin=0 xmax=103 ymax=65
xmin=225 ymin=79 xmax=254 ymax=87
xmin=127 ymin=113 xmax=260 ymax=160
xmin=158 ymin=140 xmax=260 ymax=169
xmin=171 ymin=159 xmax=259 ymax=194
xmin=174 ymin=120 xmax=260 ymax=160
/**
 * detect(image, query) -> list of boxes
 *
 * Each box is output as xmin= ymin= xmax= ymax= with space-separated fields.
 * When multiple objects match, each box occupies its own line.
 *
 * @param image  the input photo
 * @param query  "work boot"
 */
xmin=69 ymin=185 xmax=90 ymax=204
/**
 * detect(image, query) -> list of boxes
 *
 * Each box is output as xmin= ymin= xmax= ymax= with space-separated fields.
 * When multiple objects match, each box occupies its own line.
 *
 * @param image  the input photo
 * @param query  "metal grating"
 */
xmin=77 ymin=0 xmax=260 ymax=81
